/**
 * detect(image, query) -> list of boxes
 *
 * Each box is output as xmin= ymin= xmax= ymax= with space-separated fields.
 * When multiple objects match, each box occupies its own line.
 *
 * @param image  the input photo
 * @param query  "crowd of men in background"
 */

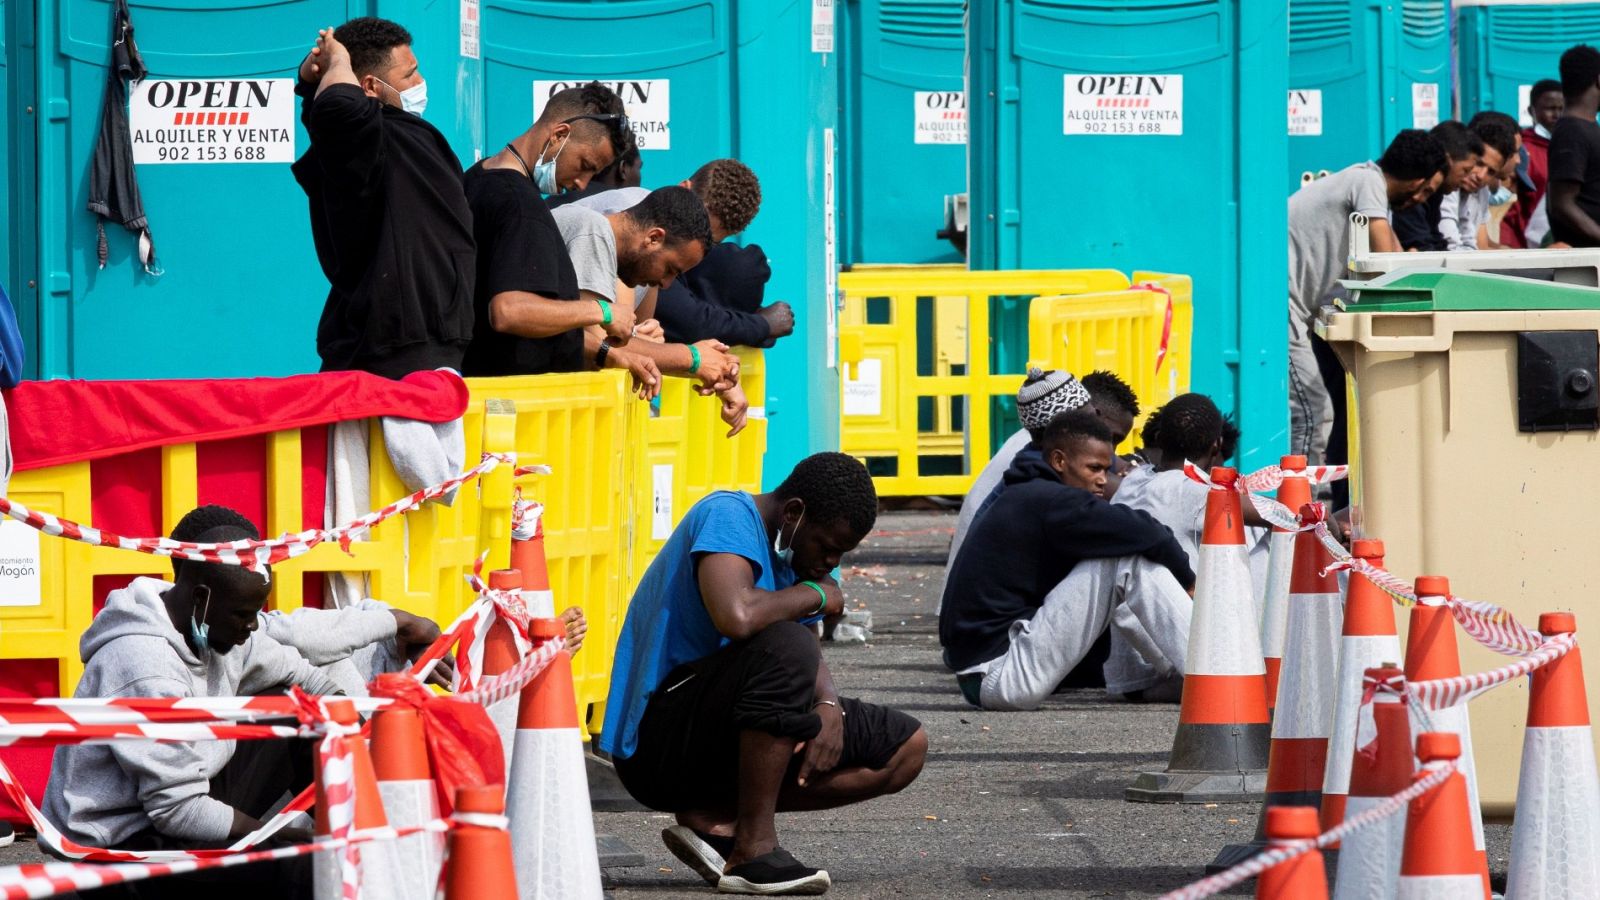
xmin=1287 ymin=42 xmax=1600 ymax=470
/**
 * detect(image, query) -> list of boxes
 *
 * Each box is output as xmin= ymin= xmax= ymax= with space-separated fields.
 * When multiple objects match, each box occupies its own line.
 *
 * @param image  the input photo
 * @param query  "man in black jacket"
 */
xmin=940 ymin=409 xmax=1194 ymax=711
xmin=293 ymin=19 xmax=475 ymax=378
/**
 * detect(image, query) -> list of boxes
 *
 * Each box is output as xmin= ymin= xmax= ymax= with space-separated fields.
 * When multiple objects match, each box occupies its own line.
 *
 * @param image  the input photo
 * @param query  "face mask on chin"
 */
xmin=533 ymin=137 xmax=567 ymax=195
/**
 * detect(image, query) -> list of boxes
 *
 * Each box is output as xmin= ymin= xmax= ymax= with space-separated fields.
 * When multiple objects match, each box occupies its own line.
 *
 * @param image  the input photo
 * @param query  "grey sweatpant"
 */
xmin=975 ymin=556 xmax=1193 ymax=711
xmin=1288 ymin=312 xmax=1334 ymax=465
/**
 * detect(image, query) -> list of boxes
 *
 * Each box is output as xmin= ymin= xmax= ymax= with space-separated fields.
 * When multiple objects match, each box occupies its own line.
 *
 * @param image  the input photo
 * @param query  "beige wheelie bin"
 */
xmin=1322 ymin=269 xmax=1600 ymax=816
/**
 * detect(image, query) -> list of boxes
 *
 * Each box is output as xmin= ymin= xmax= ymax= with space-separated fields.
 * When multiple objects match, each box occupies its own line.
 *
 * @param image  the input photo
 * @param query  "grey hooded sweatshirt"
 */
xmin=42 ymin=577 xmax=346 ymax=848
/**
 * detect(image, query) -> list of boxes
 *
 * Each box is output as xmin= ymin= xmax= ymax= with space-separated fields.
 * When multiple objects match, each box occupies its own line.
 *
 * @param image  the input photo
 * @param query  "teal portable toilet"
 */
xmin=968 ymin=1 xmax=1288 ymax=472
xmin=1288 ymin=0 xmax=1452 ymax=193
xmin=457 ymin=0 xmax=841 ymax=485
xmin=1458 ymin=1 xmax=1600 ymax=123
xmin=1 ymin=0 xmax=14 ymax=310
xmin=838 ymin=0 xmax=965 ymax=265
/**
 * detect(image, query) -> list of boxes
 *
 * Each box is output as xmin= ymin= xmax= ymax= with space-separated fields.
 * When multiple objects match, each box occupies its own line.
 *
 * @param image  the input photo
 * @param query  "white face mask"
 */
xmin=773 ymin=508 xmax=804 ymax=568
xmin=375 ymin=76 xmax=428 ymax=117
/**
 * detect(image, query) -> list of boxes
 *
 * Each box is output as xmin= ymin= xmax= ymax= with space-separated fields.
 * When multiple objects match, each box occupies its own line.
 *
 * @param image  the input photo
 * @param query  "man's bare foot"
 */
xmin=676 ymin=809 xmax=735 ymax=839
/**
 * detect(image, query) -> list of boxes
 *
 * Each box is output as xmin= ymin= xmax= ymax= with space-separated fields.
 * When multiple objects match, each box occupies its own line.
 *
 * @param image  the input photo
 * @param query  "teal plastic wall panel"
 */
xmin=1459 ymin=3 xmax=1600 ymax=123
xmin=968 ymin=0 xmax=1288 ymax=472
xmin=2 ymin=0 xmax=12 ymax=307
xmin=839 ymin=0 xmax=964 ymax=265
xmin=1287 ymin=1 xmax=1451 ymax=193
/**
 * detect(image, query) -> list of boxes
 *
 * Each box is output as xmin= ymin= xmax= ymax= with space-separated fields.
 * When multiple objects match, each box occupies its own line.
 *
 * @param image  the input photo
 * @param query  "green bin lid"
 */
xmin=1338 ymin=270 xmax=1600 ymax=312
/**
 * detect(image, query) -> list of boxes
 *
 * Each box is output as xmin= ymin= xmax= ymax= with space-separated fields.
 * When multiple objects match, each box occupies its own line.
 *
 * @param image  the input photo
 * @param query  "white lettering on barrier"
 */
xmin=129 ymin=79 xmax=295 ymax=164
xmin=843 ymin=359 xmax=882 ymax=417
xmin=0 ymin=520 xmax=41 ymax=607
xmin=651 ymin=465 xmax=674 ymax=540
xmin=1064 ymin=73 xmax=1183 ymax=136
xmin=914 ymin=91 xmax=966 ymax=145
xmin=534 ymin=79 xmax=671 ymax=150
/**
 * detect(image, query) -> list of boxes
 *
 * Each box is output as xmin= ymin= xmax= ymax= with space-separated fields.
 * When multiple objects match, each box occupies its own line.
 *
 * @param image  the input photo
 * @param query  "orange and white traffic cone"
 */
xmin=371 ymin=704 xmax=444 ymax=900
xmin=1211 ymin=497 xmax=1344 ymax=869
xmin=1405 ymin=576 xmax=1489 ymax=896
xmin=1128 ymin=466 xmax=1270 ymax=803
xmin=1259 ymin=455 xmax=1311 ymax=715
xmin=1398 ymin=732 xmax=1482 ymax=899
xmin=510 ymin=499 xmax=557 ymax=620
xmin=1322 ymin=539 xmax=1402 ymax=833
xmin=444 ymin=784 xmax=519 ymax=900
xmin=505 ymin=618 xmax=603 ymax=899
xmin=1505 ymin=612 xmax=1600 ymax=899
xmin=314 ymin=699 xmax=401 ymax=900
xmin=1254 ymin=806 xmax=1327 ymax=900
xmin=484 ymin=568 xmax=527 ymax=770
xmin=1332 ymin=664 xmax=1414 ymax=900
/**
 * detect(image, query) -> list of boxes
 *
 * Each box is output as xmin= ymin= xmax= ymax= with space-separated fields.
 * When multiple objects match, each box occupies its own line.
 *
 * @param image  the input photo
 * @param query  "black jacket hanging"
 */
xmin=87 ymin=0 xmax=157 ymax=274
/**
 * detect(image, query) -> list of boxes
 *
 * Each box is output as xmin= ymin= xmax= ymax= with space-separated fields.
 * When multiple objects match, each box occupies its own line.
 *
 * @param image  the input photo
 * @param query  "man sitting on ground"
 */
xmin=44 ymin=505 xmax=449 ymax=899
xmin=600 ymin=453 xmax=927 ymax=895
xmin=1080 ymin=370 xmax=1140 ymax=499
xmin=940 ymin=410 xmax=1195 ymax=711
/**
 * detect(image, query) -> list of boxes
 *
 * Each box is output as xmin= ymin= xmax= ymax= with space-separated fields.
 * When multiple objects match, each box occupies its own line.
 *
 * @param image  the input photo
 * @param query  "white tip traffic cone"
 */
xmin=511 ymin=499 xmax=557 ymax=620
xmin=1333 ymin=664 xmax=1414 ymax=900
xmin=1505 ymin=612 xmax=1600 ymax=899
xmin=484 ymin=568 xmax=527 ymax=774
xmin=1399 ymin=732 xmax=1482 ymax=899
xmin=445 ymin=785 xmax=519 ymax=900
xmin=314 ymin=699 xmax=401 ymax=900
xmin=1405 ymin=575 xmax=1490 ymax=897
xmin=371 ymin=705 xmax=444 ymax=900
xmin=506 ymin=618 xmax=603 ymax=899
xmin=1128 ymin=467 xmax=1270 ymax=803
xmin=1259 ymin=455 xmax=1310 ymax=714
xmin=1322 ymin=539 xmax=1402 ymax=833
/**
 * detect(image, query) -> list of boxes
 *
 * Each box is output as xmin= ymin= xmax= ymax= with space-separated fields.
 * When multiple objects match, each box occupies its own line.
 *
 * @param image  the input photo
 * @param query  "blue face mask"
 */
xmin=773 ymin=508 xmax=805 ymax=568
xmin=188 ymin=586 xmax=212 ymax=654
xmin=533 ymin=137 xmax=567 ymax=196
xmin=374 ymin=77 xmax=428 ymax=117
xmin=1489 ymin=184 xmax=1514 ymax=206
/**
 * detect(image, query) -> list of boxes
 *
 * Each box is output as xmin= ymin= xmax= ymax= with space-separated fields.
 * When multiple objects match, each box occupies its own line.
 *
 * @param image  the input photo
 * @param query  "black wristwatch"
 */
xmin=595 ymin=338 xmax=614 ymax=369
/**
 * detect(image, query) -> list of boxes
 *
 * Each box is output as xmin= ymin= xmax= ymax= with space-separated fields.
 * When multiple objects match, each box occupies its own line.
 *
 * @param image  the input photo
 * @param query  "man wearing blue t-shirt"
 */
xmin=600 ymin=453 xmax=927 ymax=896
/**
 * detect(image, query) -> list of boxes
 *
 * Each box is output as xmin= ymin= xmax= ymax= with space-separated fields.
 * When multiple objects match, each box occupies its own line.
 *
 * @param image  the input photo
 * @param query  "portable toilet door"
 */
xmin=839 ymin=0 xmax=966 ymax=265
xmin=1287 ymin=0 xmax=1453 ymax=194
xmin=476 ymin=0 xmax=839 ymax=485
xmin=2 ymin=0 xmax=14 ymax=315
xmin=1458 ymin=1 xmax=1600 ymax=123
xmin=967 ymin=0 xmax=1289 ymax=471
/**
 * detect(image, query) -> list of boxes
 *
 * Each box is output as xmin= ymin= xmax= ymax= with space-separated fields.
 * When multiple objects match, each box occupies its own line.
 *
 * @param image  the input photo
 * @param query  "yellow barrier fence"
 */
xmin=839 ymin=267 xmax=1199 ymax=496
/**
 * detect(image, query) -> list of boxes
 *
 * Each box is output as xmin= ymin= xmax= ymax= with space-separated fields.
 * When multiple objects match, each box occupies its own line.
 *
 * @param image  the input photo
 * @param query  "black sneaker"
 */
xmin=717 ymin=847 xmax=830 ymax=895
xmin=0 ymin=821 xmax=13 ymax=848
xmin=662 ymin=825 xmax=735 ymax=886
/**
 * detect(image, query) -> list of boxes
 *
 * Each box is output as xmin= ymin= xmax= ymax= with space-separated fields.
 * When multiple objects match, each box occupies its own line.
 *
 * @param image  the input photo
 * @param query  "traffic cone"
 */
xmin=1398 ymin=732 xmax=1482 ymax=899
xmin=1405 ymin=576 xmax=1490 ymax=896
xmin=510 ymin=499 xmax=557 ymax=620
xmin=1128 ymin=466 xmax=1270 ymax=803
xmin=1210 ymin=498 xmax=1344 ymax=870
xmin=505 ymin=618 xmax=603 ymax=899
xmin=1259 ymin=455 xmax=1310 ymax=715
xmin=1332 ymin=664 xmax=1414 ymax=900
xmin=314 ymin=699 xmax=401 ymax=900
xmin=1321 ymin=539 xmax=1402 ymax=833
xmin=485 ymin=568 xmax=526 ymax=771
xmin=1254 ymin=806 xmax=1327 ymax=900
xmin=444 ymin=784 xmax=518 ymax=900
xmin=371 ymin=705 xmax=444 ymax=900
xmin=1505 ymin=612 xmax=1600 ymax=899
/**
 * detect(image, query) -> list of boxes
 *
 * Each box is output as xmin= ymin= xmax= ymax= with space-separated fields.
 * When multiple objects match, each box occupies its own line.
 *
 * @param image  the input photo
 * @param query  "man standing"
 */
xmin=293 ymin=20 xmax=475 ymax=378
xmin=1501 ymin=80 xmax=1564 ymax=248
xmin=1287 ymin=129 xmax=1445 ymax=465
xmin=1547 ymin=45 xmax=1600 ymax=248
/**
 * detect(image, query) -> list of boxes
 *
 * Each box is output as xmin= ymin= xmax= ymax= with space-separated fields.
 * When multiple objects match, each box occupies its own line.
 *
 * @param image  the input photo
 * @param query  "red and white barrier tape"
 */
xmin=0 ymin=818 xmax=459 ymax=899
xmin=1134 ymin=282 xmax=1175 ymax=375
xmin=1159 ymin=760 xmax=1457 ymax=900
xmin=457 ymin=634 xmax=565 ymax=708
xmin=290 ymin=689 xmax=362 ymax=900
xmin=1181 ymin=461 xmax=1348 ymax=494
xmin=0 ymin=452 xmax=516 ymax=575
xmin=455 ymin=555 xmax=536 ymax=693
xmin=1410 ymin=633 xmax=1576 ymax=710
xmin=0 ymin=695 xmax=386 ymax=729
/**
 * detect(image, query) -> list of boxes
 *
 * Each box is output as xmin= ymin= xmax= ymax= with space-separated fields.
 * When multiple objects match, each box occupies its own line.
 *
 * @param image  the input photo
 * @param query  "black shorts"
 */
xmin=614 ymin=620 xmax=922 ymax=813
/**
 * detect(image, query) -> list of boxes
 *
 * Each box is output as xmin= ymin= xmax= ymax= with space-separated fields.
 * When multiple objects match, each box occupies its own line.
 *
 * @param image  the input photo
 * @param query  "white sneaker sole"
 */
xmin=0 ymin=828 xmax=13 ymax=848
xmin=717 ymin=870 xmax=831 ymax=895
xmin=662 ymin=826 xmax=726 ymax=887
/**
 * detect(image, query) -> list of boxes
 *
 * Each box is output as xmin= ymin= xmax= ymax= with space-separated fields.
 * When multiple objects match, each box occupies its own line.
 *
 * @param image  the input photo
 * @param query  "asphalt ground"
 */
xmin=1 ymin=510 xmax=1514 ymax=898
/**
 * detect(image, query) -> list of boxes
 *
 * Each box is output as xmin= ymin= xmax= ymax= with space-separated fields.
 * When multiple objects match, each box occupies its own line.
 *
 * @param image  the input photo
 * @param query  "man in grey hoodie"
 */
xmin=44 ymin=505 xmax=442 ymax=898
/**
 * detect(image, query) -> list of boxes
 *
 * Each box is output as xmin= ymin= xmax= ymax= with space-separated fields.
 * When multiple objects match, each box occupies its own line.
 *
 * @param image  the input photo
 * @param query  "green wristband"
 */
xmin=688 ymin=344 xmax=702 ymax=375
xmin=800 ymin=580 xmax=828 ymax=616
xmin=597 ymin=300 xmax=613 ymax=326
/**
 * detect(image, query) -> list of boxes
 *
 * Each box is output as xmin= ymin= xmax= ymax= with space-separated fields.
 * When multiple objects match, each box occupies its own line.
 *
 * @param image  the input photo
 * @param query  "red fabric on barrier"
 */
xmin=6 ymin=369 xmax=468 ymax=472
xmin=0 ymin=659 xmax=58 ymax=824
xmin=369 ymin=674 xmax=505 ymax=815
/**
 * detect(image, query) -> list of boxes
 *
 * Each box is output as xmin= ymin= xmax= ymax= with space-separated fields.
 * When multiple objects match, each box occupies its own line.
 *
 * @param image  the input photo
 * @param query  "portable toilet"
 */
xmin=2 ymin=0 xmax=16 ymax=333
xmin=967 ymin=1 xmax=1289 ymax=471
xmin=1458 ymin=1 xmax=1600 ymax=123
xmin=838 ymin=0 xmax=966 ymax=265
xmin=1288 ymin=0 xmax=1452 ymax=193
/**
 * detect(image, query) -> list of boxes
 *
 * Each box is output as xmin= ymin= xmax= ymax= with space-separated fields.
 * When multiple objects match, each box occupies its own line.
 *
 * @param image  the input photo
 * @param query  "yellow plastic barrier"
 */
xmin=838 ymin=268 xmax=1132 ymax=496
xmin=1027 ymin=272 xmax=1196 ymax=450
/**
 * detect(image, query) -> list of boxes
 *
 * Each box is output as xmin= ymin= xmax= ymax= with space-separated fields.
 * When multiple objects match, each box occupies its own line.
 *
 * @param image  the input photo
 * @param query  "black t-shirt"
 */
xmin=460 ymin=163 xmax=584 ymax=376
xmin=1548 ymin=116 xmax=1600 ymax=247
xmin=1392 ymin=191 xmax=1447 ymax=252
